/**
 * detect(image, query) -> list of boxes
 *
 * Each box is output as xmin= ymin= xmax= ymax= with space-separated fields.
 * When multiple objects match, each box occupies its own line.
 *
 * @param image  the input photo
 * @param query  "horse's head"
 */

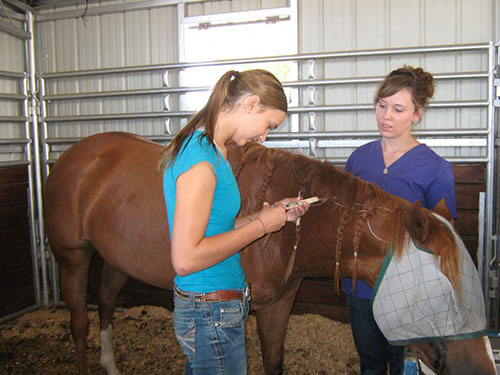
xmin=403 ymin=200 xmax=460 ymax=292
xmin=405 ymin=200 xmax=432 ymax=242
xmin=408 ymin=336 xmax=497 ymax=375
xmin=404 ymin=198 xmax=454 ymax=242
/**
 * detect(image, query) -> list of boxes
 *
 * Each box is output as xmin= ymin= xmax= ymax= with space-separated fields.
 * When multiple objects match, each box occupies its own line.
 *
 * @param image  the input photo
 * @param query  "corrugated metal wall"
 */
xmin=35 ymin=2 xmax=179 ymax=140
xmin=0 ymin=17 xmax=28 ymax=162
xmin=296 ymin=0 xmax=497 ymax=159
xmin=299 ymin=0 xmax=497 ymax=51
xmin=36 ymin=5 xmax=178 ymax=71
xmin=185 ymin=0 xmax=288 ymax=15
xmin=32 ymin=0 xmax=498 ymax=160
xmin=0 ymin=22 xmax=25 ymax=71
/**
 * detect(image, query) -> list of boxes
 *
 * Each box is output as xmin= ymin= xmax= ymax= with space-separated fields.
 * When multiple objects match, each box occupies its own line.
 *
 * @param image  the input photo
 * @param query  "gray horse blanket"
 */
xmin=371 ymin=214 xmax=486 ymax=345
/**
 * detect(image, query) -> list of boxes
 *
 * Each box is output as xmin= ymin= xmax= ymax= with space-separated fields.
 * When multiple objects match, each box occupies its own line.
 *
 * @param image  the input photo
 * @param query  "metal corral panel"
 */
xmin=297 ymin=0 xmax=497 ymax=159
xmin=35 ymin=2 xmax=179 ymax=139
xmin=36 ymin=6 xmax=178 ymax=72
xmin=0 ymin=23 xmax=28 ymax=162
xmin=0 ymin=10 xmax=40 ymax=320
xmin=31 ymin=0 xmax=498 ymax=159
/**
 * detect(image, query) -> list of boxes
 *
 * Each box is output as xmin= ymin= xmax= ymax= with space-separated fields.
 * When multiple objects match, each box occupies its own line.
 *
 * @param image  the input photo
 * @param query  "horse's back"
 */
xmin=45 ymin=132 xmax=175 ymax=288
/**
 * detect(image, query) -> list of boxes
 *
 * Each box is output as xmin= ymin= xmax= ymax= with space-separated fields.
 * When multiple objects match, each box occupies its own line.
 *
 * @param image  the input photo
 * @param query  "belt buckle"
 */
xmin=244 ymin=284 xmax=251 ymax=302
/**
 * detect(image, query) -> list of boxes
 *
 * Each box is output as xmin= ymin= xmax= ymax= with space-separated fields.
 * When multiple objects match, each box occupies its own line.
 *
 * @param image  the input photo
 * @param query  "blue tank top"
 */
xmin=163 ymin=131 xmax=245 ymax=292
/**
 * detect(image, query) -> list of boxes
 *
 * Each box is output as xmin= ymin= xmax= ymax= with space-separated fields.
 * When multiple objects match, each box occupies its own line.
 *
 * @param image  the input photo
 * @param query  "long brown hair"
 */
xmin=158 ymin=69 xmax=287 ymax=172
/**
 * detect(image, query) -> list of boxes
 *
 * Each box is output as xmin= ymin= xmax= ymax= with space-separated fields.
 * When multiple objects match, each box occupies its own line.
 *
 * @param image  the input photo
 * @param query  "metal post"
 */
xmin=39 ymin=75 xmax=60 ymax=305
xmin=492 ymin=42 xmax=500 ymax=329
xmin=26 ymin=11 xmax=49 ymax=306
xmin=485 ymin=42 xmax=500 ymax=328
xmin=22 ymin=76 xmax=42 ymax=306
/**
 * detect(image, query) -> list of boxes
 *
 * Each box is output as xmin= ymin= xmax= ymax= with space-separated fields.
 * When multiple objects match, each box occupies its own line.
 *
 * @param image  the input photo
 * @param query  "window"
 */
xmin=179 ymin=2 xmax=298 ymax=130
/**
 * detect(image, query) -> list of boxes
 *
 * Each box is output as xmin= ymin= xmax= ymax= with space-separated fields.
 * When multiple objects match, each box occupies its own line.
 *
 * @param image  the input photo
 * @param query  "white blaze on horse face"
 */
xmin=100 ymin=325 xmax=121 ymax=375
xmin=484 ymin=336 xmax=497 ymax=375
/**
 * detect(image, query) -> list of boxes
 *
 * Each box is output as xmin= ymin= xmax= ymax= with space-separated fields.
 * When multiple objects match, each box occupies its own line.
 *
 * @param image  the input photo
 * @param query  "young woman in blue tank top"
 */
xmin=158 ymin=69 xmax=310 ymax=374
xmin=342 ymin=66 xmax=457 ymax=375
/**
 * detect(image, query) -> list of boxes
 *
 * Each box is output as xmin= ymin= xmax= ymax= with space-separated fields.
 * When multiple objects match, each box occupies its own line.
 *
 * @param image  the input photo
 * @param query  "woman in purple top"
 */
xmin=342 ymin=66 xmax=457 ymax=375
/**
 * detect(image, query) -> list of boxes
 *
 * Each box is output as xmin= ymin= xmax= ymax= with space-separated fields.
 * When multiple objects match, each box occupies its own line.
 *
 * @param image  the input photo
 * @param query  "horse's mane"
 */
xmin=237 ymin=142 xmax=460 ymax=292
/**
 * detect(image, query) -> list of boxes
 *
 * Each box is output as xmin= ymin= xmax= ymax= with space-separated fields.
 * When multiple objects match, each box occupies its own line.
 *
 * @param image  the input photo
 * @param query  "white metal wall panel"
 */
xmin=0 ymin=22 xmax=28 ymax=162
xmin=35 ymin=3 xmax=178 ymax=140
xmin=32 ymin=0 xmax=497 ymax=155
xmin=36 ymin=6 xmax=178 ymax=71
xmin=298 ymin=0 xmax=497 ymax=159
xmin=185 ymin=0 xmax=288 ymax=16
xmin=0 ymin=22 xmax=26 ymax=72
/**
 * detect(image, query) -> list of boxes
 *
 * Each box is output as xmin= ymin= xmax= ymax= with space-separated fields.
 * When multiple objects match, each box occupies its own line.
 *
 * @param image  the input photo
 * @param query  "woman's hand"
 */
xmin=248 ymin=196 xmax=312 ymax=236
xmin=255 ymin=202 xmax=287 ymax=234
xmin=277 ymin=197 xmax=311 ymax=222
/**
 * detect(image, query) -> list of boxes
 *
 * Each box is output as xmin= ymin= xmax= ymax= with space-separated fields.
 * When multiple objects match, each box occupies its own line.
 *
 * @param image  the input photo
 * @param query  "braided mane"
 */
xmin=237 ymin=142 xmax=460 ymax=292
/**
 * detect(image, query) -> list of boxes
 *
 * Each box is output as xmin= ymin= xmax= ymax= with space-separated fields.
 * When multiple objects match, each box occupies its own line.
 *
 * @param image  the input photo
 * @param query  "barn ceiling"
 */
xmin=3 ymin=0 xmax=116 ymax=11
xmin=3 ymin=0 xmax=198 ymax=12
xmin=12 ymin=0 xmax=95 ymax=7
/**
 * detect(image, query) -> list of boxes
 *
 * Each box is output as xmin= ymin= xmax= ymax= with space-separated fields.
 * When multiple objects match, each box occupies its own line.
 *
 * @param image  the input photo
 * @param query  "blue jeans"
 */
xmin=347 ymin=294 xmax=404 ymax=375
xmin=173 ymin=285 xmax=250 ymax=375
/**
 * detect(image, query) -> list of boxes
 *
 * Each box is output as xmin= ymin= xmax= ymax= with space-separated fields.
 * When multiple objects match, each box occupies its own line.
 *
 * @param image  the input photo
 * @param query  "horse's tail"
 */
xmin=404 ymin=201 xmax=460 ymax=293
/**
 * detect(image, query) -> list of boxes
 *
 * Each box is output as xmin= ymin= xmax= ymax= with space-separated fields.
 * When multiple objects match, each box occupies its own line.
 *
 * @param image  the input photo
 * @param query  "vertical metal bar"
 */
xmin=163 ymin=70 xmax=170 ymax=109
xmin=164 ymin=118 xmax=171 ymax=135
xmin=177 ymin=3 xmax=186 ymax=128
xmin=495 ymin=42 xmax=500 ymax=330
xmin=163 ymin=69 xmax=169 ymax=87
xmin=308 ymin=112 xmax=316 ymax=131
xmin=23 ymin=75 xmax=42 ymax=307
xmin=26 ymin=11 xmax=49 ymax=306
xmin=309 ymin=137 xmax=317 ymax=157
xmin=485 ymin=41 xmax=498 ymax=328
xmin=39 ymin=76 xmax=60 ymax=305
xmin=307 ymin=59 xmax=315 ymax=79
xmin=38 ymin=77 xmax=49 ymax=178
xmin=492 ymin=42 xmax=500 ymax=329
xmin=163 ymin=94 xmax=170 ymax=110
xmin=478 ymin=192 xmax=486 ymax=285
xmin=308 ymin=86 xmax=316 ymax=105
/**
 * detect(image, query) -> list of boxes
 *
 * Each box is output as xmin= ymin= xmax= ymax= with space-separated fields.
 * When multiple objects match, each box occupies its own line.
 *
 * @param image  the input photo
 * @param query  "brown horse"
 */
xmin=44 ymin=131 xmax=496 ymax=375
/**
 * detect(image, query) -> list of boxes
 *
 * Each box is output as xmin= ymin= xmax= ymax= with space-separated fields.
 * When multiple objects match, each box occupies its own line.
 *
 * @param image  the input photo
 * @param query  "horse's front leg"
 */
xmin=98 ymin=261 xmax=129 ymax=375
xmin=255 ymin=278 xmax=302 ymax=375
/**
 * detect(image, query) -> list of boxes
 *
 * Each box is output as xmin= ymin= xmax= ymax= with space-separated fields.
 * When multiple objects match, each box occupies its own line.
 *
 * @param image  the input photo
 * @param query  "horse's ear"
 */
xmin=433 ymin=198 xmax=452 ymax=222
xmin=406 ymin=200 xmax=431 ymax=243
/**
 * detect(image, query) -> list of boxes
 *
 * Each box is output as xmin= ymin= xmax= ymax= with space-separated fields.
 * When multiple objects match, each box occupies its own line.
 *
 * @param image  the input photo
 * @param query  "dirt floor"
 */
xmin=0 ymin=305 xmax=359 ymax=374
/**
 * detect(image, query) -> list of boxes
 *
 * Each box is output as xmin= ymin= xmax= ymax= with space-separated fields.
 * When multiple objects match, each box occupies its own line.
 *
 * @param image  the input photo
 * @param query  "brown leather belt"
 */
xmin=175 ymin=287 xmax=244 ymax=302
